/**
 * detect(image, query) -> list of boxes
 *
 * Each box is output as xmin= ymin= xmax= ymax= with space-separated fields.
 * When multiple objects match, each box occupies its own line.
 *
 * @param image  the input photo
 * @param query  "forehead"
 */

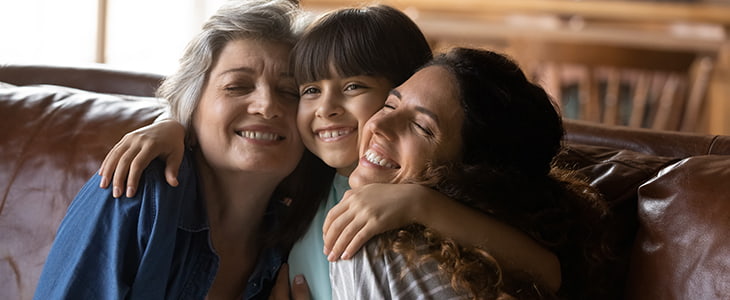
xmin=398 ymin=66 xmax=462 ymax=124
xmin=212 ymin=39 xmax=292 ymax=75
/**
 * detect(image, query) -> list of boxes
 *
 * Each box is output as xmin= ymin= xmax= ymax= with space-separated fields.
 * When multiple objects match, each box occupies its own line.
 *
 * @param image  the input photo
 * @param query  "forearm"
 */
xmin=413 ymin=188 xmax=561 ymax=291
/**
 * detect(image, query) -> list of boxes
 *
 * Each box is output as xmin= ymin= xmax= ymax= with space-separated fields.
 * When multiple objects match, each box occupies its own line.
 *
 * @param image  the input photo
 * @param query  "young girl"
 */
xmin=98 ymin=5 xmax=561 ymax=299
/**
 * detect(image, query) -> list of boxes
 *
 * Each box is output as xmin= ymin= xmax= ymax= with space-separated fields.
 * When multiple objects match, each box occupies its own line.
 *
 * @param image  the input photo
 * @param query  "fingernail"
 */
xmin=327 ymin=253 xmax=336 ymax=262
xmin=100 ymin=176 xmax=108 ymax=188
xmin=294 ymin=275 xmax=305 ymax=285
xmin=113 ymin=186 xmax=121 ymax=198
xmin=341 ymin=251 xmax=349 ymax=260
xmin=323 ymin=247 xmax=330 ymax=255
xmin=126 ymin=186 xmax=135 ymax=198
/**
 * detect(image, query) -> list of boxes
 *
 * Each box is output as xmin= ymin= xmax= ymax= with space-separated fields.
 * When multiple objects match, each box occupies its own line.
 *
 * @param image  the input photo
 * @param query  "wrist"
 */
xmin=410 ymin=184 xmax=437 ymax=226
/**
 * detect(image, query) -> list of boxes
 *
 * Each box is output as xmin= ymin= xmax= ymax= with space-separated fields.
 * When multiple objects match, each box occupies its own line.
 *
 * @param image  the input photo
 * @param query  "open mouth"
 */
xmin=236 ymin=130 xmax=283 ymax=141
xmin=317 ymin=128 xmax=354 ymax=139
xmin=364 ymin=149 xmax=400 ymax=169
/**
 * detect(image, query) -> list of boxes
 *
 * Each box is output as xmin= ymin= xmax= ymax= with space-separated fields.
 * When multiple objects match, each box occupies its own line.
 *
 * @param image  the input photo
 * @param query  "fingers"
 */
xmin=268 ymin=264 xmax=311 ymax=300
xmin=322 ymin=200 xmax=347 ymax=241
xmin=99 ymin=138 xmax=131 ymax=189
xmin=269 ymin=263 xmax=291 ymax=300
xmin=111 ymin=143 xmax=141 ymax=198
xmin=101 ymin=120 xmax=186 ymax=198
xmin=324 ymin=207 xmax=367 ymax=261
xmin=341 ymin=224 xmax=374 ymax=260
xmin=124 ymin=146 xmax=158 ymax=197
xmin=290 ymin=274 xmax=310 ymax=300
xmin=327 ymin=218 xmax=366 ymax=261
xmin=322 ymin=204 xmax=353 ymax=257
xmin=164 ymin=147 xmax=184 ymax=187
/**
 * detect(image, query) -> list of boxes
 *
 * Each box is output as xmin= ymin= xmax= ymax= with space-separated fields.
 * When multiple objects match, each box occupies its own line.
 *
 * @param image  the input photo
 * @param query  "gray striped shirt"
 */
xmin=330 ymin=237 xmax=468 ymax=300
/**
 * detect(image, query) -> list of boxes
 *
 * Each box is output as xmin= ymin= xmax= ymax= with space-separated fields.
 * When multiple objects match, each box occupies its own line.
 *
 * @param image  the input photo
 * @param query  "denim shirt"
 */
xmin=34 ymin=151 xmax=284 ymax=300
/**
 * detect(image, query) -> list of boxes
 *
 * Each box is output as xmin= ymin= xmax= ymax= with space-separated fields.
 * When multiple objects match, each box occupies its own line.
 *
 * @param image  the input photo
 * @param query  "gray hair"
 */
xmin=157 ymin=0 xmax=304 ymax=144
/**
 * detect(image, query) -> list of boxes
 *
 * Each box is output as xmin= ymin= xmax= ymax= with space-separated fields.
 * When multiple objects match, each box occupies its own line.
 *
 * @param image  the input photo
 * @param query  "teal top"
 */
xmin=288 ymin=174 xmax=350 ymax=300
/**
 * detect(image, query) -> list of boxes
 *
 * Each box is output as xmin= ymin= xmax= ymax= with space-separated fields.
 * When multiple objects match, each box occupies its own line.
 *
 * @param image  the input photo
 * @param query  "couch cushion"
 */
xmin=627 ymin=156 xmax=730 ymax=300
xmin=555 ymin=144 xmax=678 ymax=299
xmin=0 ymin=84 xmax=165 ymax=300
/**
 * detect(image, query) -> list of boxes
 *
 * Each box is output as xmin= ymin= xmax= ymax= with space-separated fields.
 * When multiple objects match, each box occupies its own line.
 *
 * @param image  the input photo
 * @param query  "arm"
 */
xmin=322 ymin=183 xmax=561 ymax=291
xmin=35 ymin=175 xmax=148 ymax=299
xmin=98 ymin=118 xmax=185 ymax=198
xmin=36 ymin=163 xmax=184 ymax=299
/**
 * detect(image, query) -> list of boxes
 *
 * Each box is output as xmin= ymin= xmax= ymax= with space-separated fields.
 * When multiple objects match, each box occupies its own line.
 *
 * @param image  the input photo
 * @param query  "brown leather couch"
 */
xmin=1 ymin=64 xmax=728 ymax=300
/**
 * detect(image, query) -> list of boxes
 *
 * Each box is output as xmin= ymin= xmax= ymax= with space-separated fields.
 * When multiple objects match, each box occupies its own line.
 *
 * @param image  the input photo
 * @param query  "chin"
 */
xmin=347 ymin=172 xmax=368 ymax=189
xmin=349 ymin=170 xmax=391 ymax=188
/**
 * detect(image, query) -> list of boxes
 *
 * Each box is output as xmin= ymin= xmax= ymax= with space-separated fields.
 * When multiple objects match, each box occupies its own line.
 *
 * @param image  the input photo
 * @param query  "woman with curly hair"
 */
xmin=329 ymin=47 xmax=609 ymax=299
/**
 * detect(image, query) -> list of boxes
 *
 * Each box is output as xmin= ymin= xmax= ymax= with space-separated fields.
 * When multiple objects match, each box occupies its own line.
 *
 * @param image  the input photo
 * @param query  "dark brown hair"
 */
xmin=292 ymin=5 xmax=432 ymax=86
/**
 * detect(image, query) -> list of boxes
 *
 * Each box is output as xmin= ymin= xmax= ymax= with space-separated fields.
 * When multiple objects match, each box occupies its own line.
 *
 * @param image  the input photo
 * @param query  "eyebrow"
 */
xmin=388 ymin=89 xmax=440 ymax=125
xmin=219 ymin=67 xmax=255 ymax=77
xmin=219 ymin=67 xmax=293 ymax=79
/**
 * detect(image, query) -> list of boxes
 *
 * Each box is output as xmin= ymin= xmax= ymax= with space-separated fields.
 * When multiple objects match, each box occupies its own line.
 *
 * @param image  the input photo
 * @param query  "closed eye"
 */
xmin=413 ymin=122 xmax=434 ymax=137
xmin=224 ymin=86 xmax=254 ymax=95
xmin=279 ymin=88 xmax=299 ymax=100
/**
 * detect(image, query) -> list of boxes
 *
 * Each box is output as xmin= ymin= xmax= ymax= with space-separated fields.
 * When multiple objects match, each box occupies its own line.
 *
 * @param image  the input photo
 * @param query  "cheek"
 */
xmin=401 ymin=139 xmax=433 ymax=172
xmin=297 ymin=100 xmax=315 ymax=121
xmin=296 ymin=105 xmax=312 ymax=131
xmin=192 ymin=98 xmax=217 ymax=129
xmin=354 ymin=101 xmax=385 ymax=126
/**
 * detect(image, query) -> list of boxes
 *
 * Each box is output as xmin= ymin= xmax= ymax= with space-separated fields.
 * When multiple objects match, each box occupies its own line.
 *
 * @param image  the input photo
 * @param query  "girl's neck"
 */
xmin=336 ymin=161 xmax=357 ymax=177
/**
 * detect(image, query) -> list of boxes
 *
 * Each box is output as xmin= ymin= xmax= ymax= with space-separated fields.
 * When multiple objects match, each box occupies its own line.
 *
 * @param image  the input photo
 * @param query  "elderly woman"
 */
xmin=33 ymin=1 xmax=306 ymax=299
xmin=331 ymin=48 xmax=609 ymax=299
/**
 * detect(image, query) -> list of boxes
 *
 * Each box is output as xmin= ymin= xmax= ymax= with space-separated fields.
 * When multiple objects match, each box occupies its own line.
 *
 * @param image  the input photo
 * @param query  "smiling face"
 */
xmin=192 ymin=39 xmax=303 ymax=180
xmin=349 ymin=66 xmax=465 ymax=188
xmin=296 ymin=70 xmax=392 ymax=175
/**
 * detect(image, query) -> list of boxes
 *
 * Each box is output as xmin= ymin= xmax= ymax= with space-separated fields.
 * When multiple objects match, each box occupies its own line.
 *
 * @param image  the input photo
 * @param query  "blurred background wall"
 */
xmin=0 ymin=0 xmax=728 ymax=134
xmin=301 ymin=0 xmax=730 ymax=135
xmin=0 ymin=0 xmax=225 ymax=74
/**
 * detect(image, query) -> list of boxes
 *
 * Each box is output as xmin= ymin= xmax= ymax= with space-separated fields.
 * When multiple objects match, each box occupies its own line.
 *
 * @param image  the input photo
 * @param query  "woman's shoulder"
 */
xmin=132 ymin=150 xmax=199 ymax=218
xmin=141 ymin=150 xmax=196 ymax=189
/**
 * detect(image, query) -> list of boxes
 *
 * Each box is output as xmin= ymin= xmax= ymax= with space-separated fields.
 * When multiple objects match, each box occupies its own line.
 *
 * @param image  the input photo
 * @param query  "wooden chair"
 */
xmin=509 ymin=41 xmax=715 ymax=132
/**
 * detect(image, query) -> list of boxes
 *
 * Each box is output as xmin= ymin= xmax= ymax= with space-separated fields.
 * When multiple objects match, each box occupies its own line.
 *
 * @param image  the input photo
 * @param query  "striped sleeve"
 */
xmin=330 ymin=237 xmax=468 ymax=300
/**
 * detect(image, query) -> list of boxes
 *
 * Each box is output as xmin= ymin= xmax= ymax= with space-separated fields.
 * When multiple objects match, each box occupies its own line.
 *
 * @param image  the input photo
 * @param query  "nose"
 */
xmin=248 ymin=87 xmax=283 ymax=119
xmin=366 ymin=109 xmax=398 ymax=141
xmin=315 ymin=91 xmax=344 ymax=119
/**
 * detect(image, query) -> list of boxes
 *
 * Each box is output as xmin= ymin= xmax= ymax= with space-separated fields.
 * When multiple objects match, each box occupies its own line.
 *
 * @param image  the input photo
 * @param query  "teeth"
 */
xmin=318 ymin=129 xmax=352 ymax=139
xmin=239 ymin=130 xmax=280 ymax=141
xmin=364 ymin=149 xmax=399 ymax=169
